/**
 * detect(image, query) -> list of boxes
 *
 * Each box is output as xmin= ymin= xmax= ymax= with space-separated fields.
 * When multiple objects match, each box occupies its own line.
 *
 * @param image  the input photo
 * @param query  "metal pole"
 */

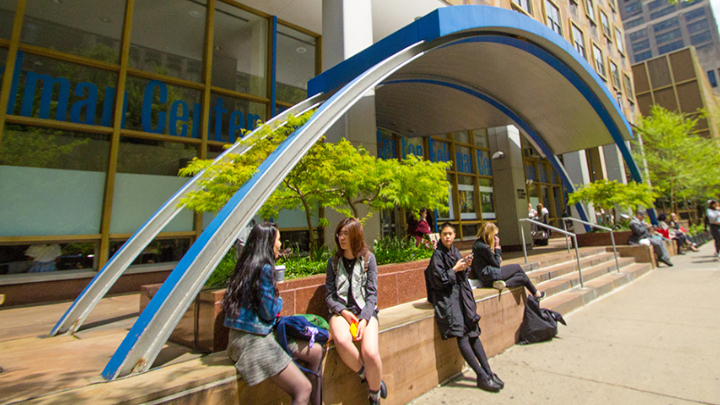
xmin=563 ymin=219 xmax=570 ymax=253
xmin=574 ymin=236 xmax=584 ymax=288
xmin=610 ymin=231 xmax=620 ymax=272
xmin=520 ymin=223 xmax=528 ymax=264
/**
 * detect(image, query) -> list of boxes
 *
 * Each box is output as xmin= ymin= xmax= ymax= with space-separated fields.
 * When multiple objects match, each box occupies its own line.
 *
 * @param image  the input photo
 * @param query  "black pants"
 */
xmin=457 ymin=335 xmax=492 ymax=380
xmin=711 ymin=224 xmax=720 ymax=254
xmin=501 ymin=264 xmax=538 ymax=296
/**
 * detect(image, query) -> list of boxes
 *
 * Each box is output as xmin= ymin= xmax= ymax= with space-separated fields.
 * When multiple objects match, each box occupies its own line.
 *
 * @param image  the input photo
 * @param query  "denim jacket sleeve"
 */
xmin=258 ymin=263 xmax=282 ymax=322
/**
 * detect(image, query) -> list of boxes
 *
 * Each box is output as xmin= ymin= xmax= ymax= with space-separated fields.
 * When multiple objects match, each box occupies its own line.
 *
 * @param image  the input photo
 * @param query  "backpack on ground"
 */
xmin=518 ymin=295 xmax=567 ymax=344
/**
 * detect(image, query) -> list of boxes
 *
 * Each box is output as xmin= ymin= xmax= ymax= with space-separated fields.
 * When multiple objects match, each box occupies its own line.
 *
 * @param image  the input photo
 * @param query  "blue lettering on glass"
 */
xmin=476 ymin=150 xmax=492 ymax=176
xmin=4 ymin=51 xmax=258 ymax=141
xmin=455 ymin=152 xmax=472 ymax=173
xmin=401 ymin=137 xmax=423 ymax=159
xmin=376 ymin=130 xmax=396 ymax=160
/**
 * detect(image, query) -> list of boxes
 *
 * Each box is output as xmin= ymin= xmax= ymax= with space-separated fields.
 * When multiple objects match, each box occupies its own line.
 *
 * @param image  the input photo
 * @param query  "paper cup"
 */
xmin=274 ymin=265 xmax=286 ymax=282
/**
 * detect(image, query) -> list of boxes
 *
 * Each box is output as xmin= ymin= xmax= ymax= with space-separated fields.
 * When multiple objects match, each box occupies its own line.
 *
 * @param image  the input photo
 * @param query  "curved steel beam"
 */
xmin=50 ymin=94 xmax=327 ymax=338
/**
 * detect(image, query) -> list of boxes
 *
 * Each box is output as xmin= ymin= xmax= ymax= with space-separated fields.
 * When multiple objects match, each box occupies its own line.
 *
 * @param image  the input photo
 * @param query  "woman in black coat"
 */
xmin=425 ymin=222 xmax=503 ymax=393
xmin=472 ymin=222 xmax=545 ymax=300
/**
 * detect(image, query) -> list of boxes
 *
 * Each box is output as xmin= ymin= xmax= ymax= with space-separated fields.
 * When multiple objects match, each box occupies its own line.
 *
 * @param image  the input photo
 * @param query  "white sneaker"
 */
xmin=492 ymin=280 xmax=506 ymax=291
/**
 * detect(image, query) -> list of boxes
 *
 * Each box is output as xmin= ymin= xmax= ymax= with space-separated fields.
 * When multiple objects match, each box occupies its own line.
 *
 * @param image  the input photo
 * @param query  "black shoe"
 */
xmin=477 ymin=376 xmax=502 ymax=393
xmin=491 ymin=373 xmax=504 ymax=388
xmin=380 ymin=380 xmax=387 ymax=399
xmin=660 ymin=258 xmax=674 ymax=267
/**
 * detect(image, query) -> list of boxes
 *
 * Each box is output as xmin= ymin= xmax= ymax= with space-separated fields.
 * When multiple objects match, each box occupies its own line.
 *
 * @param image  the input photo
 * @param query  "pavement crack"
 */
xmin=529 ymin=367 xmax=719 ymax=405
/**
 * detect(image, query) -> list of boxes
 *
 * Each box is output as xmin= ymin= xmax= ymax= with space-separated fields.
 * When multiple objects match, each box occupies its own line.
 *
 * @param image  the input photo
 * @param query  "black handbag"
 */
xmin=518 ymin=295 xmax=566 ymax=344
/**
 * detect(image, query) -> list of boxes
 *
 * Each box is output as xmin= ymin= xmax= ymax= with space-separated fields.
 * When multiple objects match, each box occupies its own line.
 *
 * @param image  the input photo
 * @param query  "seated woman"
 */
xmin=325 ymin=218 xmax=387 ymax=405
xmin=407 ymin=208 xmax=433 ymax=247
xmin=472 ymin=222 xmax=545 ymax=300
xmin=670 ymin=213 xmax=698 ymax=252
xmin=223 ymin=222 xmax=323 ymax=405
xmin=426 ymin=222 xmax=504 ymax=393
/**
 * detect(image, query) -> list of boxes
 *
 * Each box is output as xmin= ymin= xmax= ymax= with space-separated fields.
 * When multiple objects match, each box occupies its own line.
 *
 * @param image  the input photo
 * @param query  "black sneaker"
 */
xmin=380 ymin=380 xmax=387 ymax=399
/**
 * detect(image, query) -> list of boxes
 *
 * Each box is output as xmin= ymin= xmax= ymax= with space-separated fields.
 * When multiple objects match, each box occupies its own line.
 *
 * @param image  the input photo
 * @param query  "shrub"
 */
xmin=373 ymin=235 xmax=434 ymax=265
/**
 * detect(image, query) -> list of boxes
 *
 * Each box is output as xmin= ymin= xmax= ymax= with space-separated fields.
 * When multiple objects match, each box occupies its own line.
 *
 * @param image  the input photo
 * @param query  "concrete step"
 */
xmin=527 ymin=252 xmax=621 ymax=284
xmin=518 ymin=247 xmax=608 ymax=272
xmin=534 ymin=256 xmax=636 ymax=299
xmin=539 ymin=262 xmax=653 ymax=315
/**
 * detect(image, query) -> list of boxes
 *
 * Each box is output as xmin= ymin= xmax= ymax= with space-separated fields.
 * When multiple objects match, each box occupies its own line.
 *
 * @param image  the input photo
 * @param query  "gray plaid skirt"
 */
xmin=227 ymin=328 xmax=292 ymax=386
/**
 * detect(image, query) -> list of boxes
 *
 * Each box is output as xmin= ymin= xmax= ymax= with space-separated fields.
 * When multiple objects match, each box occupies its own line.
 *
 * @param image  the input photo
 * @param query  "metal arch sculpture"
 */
xmin=52 ymin=5 xmax=642 ymax=380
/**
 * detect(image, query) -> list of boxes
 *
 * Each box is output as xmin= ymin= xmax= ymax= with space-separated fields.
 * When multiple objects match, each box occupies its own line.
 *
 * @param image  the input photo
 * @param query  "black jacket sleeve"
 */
xmin=428 ymin=250 xmax=457 ymax=291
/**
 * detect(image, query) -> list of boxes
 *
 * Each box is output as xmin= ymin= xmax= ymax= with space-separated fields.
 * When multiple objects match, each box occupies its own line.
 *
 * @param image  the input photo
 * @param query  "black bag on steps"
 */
xmin=518 ymin=295 xmax=567 ymax=344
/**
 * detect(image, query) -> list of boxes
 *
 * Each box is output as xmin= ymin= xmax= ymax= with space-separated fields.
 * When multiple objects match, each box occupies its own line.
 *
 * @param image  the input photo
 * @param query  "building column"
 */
xmin=488 ymin=125 xmax=532 ymax=249
xmin=321 ymin=0 xmax=381 ymax=247
xmin=562 ymin=150 xmax=596 ymax=233
xmin=602 ymin=143 xmax=628 ymax=185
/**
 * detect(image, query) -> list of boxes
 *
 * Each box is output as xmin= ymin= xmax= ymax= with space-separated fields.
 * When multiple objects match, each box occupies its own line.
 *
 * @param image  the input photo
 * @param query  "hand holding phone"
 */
xmin=462 ymin=253 xmax=474 ymax=262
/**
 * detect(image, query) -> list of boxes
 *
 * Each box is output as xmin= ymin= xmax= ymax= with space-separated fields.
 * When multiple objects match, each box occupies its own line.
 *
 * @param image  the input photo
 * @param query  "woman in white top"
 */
xmin=707 ymin=200 xmax=720 ymax=258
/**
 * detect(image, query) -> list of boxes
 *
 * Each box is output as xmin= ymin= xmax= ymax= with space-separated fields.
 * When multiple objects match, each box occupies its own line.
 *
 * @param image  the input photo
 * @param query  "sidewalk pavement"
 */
xmin=410 ymin=240 xmax=720 ymax=405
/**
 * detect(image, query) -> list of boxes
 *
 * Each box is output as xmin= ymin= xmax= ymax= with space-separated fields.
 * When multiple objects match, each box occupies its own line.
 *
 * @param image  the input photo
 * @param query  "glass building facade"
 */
xmin=0 ymin=0 xmax=320 ymax=278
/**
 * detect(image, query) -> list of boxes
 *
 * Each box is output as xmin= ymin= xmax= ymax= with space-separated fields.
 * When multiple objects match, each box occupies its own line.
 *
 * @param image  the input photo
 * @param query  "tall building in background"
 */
xmin=620 ymin=0 xmax=720 ymax=92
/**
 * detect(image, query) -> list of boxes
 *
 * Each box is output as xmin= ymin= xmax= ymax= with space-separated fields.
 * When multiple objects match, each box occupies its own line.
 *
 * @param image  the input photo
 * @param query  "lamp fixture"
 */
xmin=188 ymin=10 xmax=203 ymax=18
xmin=491 ymin=151 xmax=505 ymax=160
xmin=296 ymin=47 xmax=307 ymax=54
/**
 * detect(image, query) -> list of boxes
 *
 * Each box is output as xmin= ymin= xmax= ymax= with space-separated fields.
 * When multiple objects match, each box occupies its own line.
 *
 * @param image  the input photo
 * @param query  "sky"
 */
xmin=711 ymin=0 xmax=720 ymax=26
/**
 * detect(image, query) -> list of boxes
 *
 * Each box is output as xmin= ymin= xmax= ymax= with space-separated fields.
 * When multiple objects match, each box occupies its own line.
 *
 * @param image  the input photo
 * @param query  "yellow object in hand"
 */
xmin=350 ymin=320 xmax=358 ymax=339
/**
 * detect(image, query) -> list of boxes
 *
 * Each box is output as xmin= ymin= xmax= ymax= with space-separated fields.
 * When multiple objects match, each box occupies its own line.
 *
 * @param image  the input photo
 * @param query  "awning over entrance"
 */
xmin=309 ymin=5 xmax=642 ymax=182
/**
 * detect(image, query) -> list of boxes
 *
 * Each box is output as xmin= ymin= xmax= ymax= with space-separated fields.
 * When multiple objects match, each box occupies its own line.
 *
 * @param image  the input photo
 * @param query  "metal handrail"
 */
xmin=518 ymin=219 xmax=584 ymax=288
xmin=562 ymin=218 xmax=621 ymax=273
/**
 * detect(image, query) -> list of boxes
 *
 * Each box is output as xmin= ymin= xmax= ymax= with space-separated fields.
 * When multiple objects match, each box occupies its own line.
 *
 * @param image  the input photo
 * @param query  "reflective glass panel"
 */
xmin=438 ymin=174 xmax=454 ymax=220
xmin=479 ymin=178 xmax=495 ymax=220
xmin=0 ymin=0 xmax=16 ymax=39
xmin=473 ymin=129 xmax=488 ymax=149
xmin=0 ymin=125 xmax=109 ymax=236
xmin=125 ymin=75 xmax=202 ymax=137
xmin=22 ymin=0 xmax=125 ymax=63
xmin=428 ymin=138 xmax=450 ymax=164
xmin=476 ymin=149 xmax=492 ymax=177
xmin=9 ymin=52 xmax=118 ymax=126
xmin=212 ymin=2 xmax=267 ymax=98
xmin=402 ymin=137 xmax=425 ymax=159
xmin=453 ymin=131 xmax=469 ymax=144
xmin=461 ymin=224 xmax=478 ymax=241
xmin=0 ymin=242 xmax=98 ymax=276
xmin=209 ymin=92 xmax=267 ymax=143
xmin=111 ymin=138 xmax=197 ymax=234
xmin=458 ymin=175 xmax=476 ymax=219
xmin=109 ymin=237 xmax=190 ymax=267
xmin=277 ymin=24 xmax=316 ymax=105
xmin=455 ymin=146 xmax=473 ymax=174
xmin=130 ymin=0 xmax=206 ymax=82
xmin=377 ymin=129 xmax=396 ymax=160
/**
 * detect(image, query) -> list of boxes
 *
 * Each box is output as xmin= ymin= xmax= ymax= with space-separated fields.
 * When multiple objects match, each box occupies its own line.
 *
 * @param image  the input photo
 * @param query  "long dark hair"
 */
xmin=222 ymin=222 xmax=278 ymax=317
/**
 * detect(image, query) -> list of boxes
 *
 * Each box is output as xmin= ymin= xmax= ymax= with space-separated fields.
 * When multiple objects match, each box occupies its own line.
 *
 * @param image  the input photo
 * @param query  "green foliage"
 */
xmin=633 ymin=106 xmax=720 ymax=209
xmin=373 ymin=235 xmax=434 ymax=266
xmin=205 ymin=248 xmax=238 ymax=289
xmin=568 ymin=180 xmax=657 ymax=227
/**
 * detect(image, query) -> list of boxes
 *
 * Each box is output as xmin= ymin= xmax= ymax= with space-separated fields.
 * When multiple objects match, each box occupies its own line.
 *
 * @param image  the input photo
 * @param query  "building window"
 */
xmin=624 ymin=73 xmax=635 ymax=102
xmin=609 ymin=60 xmax=621 ymax=89
xmin=655 ymin=28 xmax=682 ymax=44
xmin=708 ymin=71 xmax=718 ymax=87
xmin=653 ymin=17 xmax=680 ymax=32
xmin=628 ymin=28 xmax=648 ymax=42
xmin=592 ymin=44 xmax=605 ymax=76
xmin=657 ymin=39 xmax=684 ymax=54
xmin=600 ymin=10 xmax=612 ymax=39
xmin=513 ymin=0 xmax=533 ymax=15
xmin=687 ymin=18 xmax=709 ymax=33
xmin=624 ymin=1 xmax=643 ymax=17
xmin=632 ymin=39 xmax=650 ymax=52
xmin=624 ymin=17 xmax=644 ymax=29
xmin=684 ymin=7 xmax=706 ymax=21
xmin=650 ymin=6 xmax=676 ymax=20
xmin=633 ymin=50 xmax=653 ymax=62
xmin=585 ymin=0 xmax=596 ymax=22
xmin=691 ymin=31 xmax=712 ymax=46
xmin=545 ymin=0 xmax=562 ymax=35
xmin=647 ymin=0 xmax=669 ymax=11
xmin=277 ymin=25 xmax=318 ymax=105
xmin=571 ymin=24 xmax=587 ymax=59
xmin=614 ymin=27 xmax=625 ymax=54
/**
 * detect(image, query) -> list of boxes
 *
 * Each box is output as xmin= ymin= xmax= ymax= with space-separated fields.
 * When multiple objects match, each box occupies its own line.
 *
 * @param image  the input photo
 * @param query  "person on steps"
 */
xmin=425 ymin=222 xmax=504 ymax=393
xmin=628 ymin=210 xmax=673 ymax=267
xmin=472 ymin=222 xmax=546 ymax=300
xmin=223 ymin=222 xmax=323 ymax=405
xmin=325 ymin=218 xmax=387 ymax=405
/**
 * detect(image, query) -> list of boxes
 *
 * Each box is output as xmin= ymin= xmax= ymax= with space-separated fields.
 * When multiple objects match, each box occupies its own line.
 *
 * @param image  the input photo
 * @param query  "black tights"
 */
xmin=271 ymin=340 xmax=324 ymax=405
xmin=501 ymin=264 xmax=538 ymax=296
xmin=711 ymin=225 xmax=720 ymax=254
xmin=456 ymin=335 xmax=492 ymax=380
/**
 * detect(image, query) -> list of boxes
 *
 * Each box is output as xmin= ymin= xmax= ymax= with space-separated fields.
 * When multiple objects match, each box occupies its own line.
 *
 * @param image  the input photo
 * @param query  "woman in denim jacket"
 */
xmin=223 ymin=222 xmax=322 ymax=405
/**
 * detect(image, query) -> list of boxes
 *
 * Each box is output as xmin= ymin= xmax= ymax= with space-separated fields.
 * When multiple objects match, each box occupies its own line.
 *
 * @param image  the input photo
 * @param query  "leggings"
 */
xmin=501 ymin=264 xmax=538 ymax=295
xmin=711 ymin=225 xmax=720 ymax=254
xmin=457 ymin=335 xmax=492 ymax=380
xmin=271 ymin=340 xmax=324 ymax=405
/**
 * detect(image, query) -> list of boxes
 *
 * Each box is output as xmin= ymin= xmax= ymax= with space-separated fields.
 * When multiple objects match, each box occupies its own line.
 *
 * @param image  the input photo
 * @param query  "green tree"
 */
xmin=568 ymin=180 xmax=656 ymax=227
xmin=632 ymin=105 xmax=720 ymax=212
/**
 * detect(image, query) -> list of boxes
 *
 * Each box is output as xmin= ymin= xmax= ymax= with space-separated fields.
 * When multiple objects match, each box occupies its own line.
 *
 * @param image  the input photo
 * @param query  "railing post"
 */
xmin=520 ymin=223 xmax=528 ymax=264
xmin=573 ymin=235 xmax=584 ymax=288
xmin=563 ymin=219 xmax=570 ymax=253
xmin=610 ymin=231 xmax=620 ymax=272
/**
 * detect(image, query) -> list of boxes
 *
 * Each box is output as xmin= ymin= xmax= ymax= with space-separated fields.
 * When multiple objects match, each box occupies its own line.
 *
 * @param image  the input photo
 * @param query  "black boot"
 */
xmin=491 ymin=373 xmax=504 ymax=389
xmin=477 ymin=376 xmax=502 ymax=392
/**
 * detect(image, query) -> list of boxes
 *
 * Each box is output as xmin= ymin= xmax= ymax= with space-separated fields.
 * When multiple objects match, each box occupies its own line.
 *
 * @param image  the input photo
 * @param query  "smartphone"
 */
xmin=462 ymin=253 xmax=474 ymax=262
